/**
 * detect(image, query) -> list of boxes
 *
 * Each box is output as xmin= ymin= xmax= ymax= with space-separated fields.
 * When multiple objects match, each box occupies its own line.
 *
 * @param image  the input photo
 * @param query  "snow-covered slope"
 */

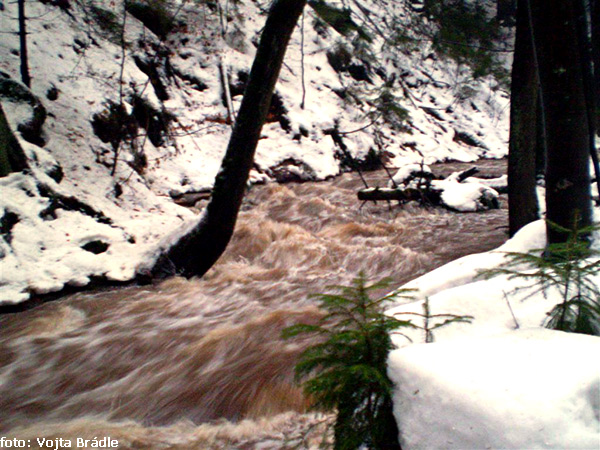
xmin=0 ymin=0 xmax=510 ymax=303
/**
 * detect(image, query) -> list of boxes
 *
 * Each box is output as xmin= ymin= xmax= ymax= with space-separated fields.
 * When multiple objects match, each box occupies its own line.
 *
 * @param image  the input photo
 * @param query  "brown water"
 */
xmin=0 ymin=160 xmax=507 ymax=449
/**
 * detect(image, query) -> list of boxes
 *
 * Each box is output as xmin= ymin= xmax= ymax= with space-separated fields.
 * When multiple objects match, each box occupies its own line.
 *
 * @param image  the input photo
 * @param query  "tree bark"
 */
xmin=497 ymin=0 xmax=517 ymax=24
xmin=531 ymin=0 xmax=592 ymax=243
xmin=592 ymin=0 xmax=600 ymax=134
xmin=507 ymin=0 xmax=539 ymax=237
xmin=0 ymin=103 xmax=29 ymax=177
xmin=151 ymin=0 xmax=307 ymax=278
xmin=454 ymin=166 xmax=479 ymax=182
xmin=534 ymin=92 xmax=546 ymax=176
xmin=573 ymin=0 xmax=600 ymax=199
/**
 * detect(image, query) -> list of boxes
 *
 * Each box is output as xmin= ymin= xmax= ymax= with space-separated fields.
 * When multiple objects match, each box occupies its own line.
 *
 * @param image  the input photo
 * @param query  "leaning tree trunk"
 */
xmin=531 ymin=0 xmax=592 ymax=243
xmin=150 ymin=0 xmax=307 ymax=278
xmin=507 ymin=0 xmax=539 ymax=237
xmin=0 ymin=103 xmax=29 ymax=177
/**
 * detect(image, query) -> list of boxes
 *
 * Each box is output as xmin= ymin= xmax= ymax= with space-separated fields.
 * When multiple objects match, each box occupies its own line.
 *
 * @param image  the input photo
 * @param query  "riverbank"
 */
xmin=0 ymin=162 xmax=509 ymax=447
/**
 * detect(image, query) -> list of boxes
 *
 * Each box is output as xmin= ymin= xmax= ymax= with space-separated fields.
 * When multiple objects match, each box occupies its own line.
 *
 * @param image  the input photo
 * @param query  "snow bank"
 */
xmin=389 ymin=329 xmax=600 ymax=449
xmin=391 ymin=219 xmax=545 ymax=300
xmin=387 ymin=221 xmax=600 ymax=449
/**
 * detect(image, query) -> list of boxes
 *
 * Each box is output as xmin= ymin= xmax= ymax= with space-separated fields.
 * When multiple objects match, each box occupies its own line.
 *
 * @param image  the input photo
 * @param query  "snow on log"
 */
xmin=435 ymin=180 xmax=499 ymax=212
xmin=465 ymin=174 xmax=508 ymax=193
xmin=359 ymin=165 xmax=500 ymax=212
xmin=388 ymin=163 xmax=434 ymax=187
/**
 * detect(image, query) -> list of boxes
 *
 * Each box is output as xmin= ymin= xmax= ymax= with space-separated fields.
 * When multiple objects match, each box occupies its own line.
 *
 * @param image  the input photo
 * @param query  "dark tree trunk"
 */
xmin=591 ymin=0 xmax=600 ymax=134
xmin=150 ymin=0 xmax=307 ymax=278
xmin=534 ymin=92 xmax=546 ymax=176
xmin=531 ymin=0 xmax=592 ymax=243
xmin=573 ymin=0 xmax=600 ymax=199
xmin=422 ymin=0 xmax=439 ymax=18
xmin=0 ymin=103 xmax=29 ymax=177
xmin=18 ymin=0 xmax=31 ymax=88
xmin=497 ymin=0 xmax=517 ymax=24
xmin=508 ymin=0 xmax=539 ymax=237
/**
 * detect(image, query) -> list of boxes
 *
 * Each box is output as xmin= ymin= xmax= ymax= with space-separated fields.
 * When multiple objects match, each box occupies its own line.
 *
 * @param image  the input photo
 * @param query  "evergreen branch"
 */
xmin=478 ymin=220 xmax=600 ymax=335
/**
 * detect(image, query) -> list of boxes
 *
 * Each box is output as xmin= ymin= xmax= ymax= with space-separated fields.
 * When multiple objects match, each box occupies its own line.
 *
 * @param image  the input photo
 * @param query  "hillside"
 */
xmin=0 ymin=0 xmax=510 ymax=303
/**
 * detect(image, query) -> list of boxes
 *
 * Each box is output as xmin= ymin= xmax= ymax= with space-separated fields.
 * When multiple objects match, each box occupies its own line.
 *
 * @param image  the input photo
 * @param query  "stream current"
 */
xmin=0 ymin=160 xmax=507 ymax=448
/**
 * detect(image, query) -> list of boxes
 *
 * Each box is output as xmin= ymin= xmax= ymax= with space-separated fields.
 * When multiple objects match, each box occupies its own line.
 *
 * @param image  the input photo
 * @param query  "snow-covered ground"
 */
xmin=387 ymin=220 xmax=600 ymax=449
xmin=2 ymin=1 xmax=597 ymax=447
xmin=0 ymin=0 xmax=510 ymax=304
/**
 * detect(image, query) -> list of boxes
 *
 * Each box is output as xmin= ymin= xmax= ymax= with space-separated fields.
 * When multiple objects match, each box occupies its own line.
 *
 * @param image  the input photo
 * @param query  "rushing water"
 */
xmin=0 ymin=160 xmax=507 ymax=448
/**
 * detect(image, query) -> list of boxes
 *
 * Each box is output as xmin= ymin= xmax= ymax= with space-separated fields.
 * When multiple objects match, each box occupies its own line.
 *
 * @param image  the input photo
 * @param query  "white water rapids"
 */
xmin=0 ymin=160 xmax=507 ymax=449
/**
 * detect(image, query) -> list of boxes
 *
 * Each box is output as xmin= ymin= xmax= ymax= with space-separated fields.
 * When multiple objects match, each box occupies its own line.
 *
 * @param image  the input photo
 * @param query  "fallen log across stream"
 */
xmin=358 ymin=186 xmax=440 ymax=203
xmin=358 ymin=166 xmax=505 ymax=212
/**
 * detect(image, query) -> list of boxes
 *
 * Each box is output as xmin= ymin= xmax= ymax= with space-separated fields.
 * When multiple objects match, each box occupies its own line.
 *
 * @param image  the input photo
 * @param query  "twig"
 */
xmin=502 ymin=291 xmax=520 ymax=329
xmin=336 ymin=116 xmax=380 ymax=135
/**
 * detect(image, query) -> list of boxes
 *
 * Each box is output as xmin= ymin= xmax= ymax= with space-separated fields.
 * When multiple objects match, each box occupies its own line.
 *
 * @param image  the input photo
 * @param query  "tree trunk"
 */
xmin=534 ymin=92 xmax=546 ymax=176
xmin=507 ymin=0 xmax=539 ymax=237
xmin=573 ymin=0 xmax=600 ymax=199
xmin=18 ymin=0 xmax=31 ymax=88
xmin=531 ymin=0 xmax=592 ymax=243
xmin=497 ymin=0 xmax=517 ymax=24
xmin=592 ymin=0 xmax=600 ymax=133
xmin=150 ymin=0 xmax=307 ymax=278
xmin=0 ymin=103 xmax=29 ymax=177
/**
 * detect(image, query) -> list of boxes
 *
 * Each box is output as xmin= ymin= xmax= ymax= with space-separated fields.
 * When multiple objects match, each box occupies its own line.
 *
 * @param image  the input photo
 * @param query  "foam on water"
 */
xmin=0 ymin=162 xmax=507 ymax=447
